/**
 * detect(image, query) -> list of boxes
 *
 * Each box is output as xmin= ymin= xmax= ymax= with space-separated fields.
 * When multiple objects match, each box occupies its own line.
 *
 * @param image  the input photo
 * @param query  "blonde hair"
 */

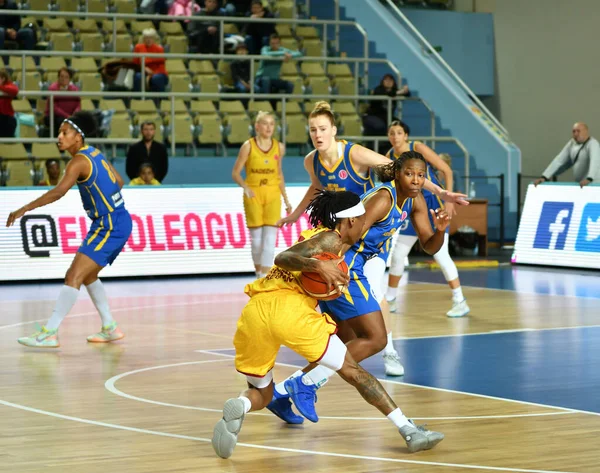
xmin=309 ymin=101 xmax=336 ymax=126
xmin=439 ymin=153 xmax=452 ymax=167
xmin=142 ymin=28 xmax=158 ymax=38
xmin=255 ymin=110 xmax=275 ymax=124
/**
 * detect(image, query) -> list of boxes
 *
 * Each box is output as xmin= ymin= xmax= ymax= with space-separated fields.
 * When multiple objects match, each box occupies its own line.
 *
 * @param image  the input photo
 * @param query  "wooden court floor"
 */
xmin=1 ymin=274 xmax=600 ymax=473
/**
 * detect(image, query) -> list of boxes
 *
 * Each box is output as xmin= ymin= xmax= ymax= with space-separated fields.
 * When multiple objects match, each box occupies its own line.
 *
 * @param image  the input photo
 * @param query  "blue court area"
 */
xmin=211 ymin=265 xmax=600 ymax=414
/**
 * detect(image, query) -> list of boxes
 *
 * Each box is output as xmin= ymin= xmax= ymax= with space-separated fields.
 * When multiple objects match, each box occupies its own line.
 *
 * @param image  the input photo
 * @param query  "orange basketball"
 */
xmin=299 ymin=252 xmax=349 ymax=301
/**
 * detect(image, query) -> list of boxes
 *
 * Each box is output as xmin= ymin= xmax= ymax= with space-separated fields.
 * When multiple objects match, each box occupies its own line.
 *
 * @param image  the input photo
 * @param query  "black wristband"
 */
xmin=540 ymin=176 xmax=549 ymax=182
xmin=587 ymin=177 xmax=593 ymax=182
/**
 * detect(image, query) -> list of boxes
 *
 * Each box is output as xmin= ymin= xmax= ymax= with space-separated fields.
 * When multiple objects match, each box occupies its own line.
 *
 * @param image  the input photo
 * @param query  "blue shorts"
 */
xmin=398 ymin=192 xmax=448 ymax=236
xmin=78 ymin=209 xmax=132 ymax=267
xmin=319 ymin=250 xmax=381 ymax=321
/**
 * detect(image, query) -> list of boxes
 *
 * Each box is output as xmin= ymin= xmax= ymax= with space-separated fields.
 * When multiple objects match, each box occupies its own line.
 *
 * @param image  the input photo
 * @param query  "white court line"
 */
xmin=0 ymin=398 xmax=582 ymax=473
xmin=105 ymin=358 xmax=573 ymax=422
xmin=0 ymin=298 xmax=242 ymax=332
xmin=197 ymin=350 xmax=596 ymax=418
xmin=408 ymin=279 xmax=600 ymax=301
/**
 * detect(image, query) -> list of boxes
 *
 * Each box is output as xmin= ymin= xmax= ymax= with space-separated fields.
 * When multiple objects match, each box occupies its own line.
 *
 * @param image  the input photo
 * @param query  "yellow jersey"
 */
xmin=245 ymin=137 xmax=281 ymax=187
xmin=244 ymin=226 xmax=341 ymax=298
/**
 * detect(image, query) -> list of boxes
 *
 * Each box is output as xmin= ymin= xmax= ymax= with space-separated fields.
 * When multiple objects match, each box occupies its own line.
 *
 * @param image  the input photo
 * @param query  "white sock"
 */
xmin=384 ymin=332 xmax=396 ymax=354
xmin=45 ymin=285 xmax=80 ymax=330
xmin=274 ymin=370 xmax=303 ymax=395
xmin=86 ymin=279 xmax=115 ymax=327
xmin=386 ymin=285 xmax=397 ymax=301
xmin=387 ymin=407 xmax=411 ymax=429
xmin=451 ymin=287 xmax=464 ymax=304
xmin=238 ymin=396 xmax=252 ymax=413
xmin=302 ymin=365 xmax=335 ymax=388
xmin=255 ymin=271 xmax=261 ymax=279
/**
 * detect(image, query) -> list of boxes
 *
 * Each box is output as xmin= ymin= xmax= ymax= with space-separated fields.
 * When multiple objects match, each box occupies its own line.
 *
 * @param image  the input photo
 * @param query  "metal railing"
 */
xmin=382 ymin=0 xmax=509 ymax=138
xmin=341 ymin=134 xmax=469 ymax=187
xmin=4 ymin=8 xmax=370 ymax=78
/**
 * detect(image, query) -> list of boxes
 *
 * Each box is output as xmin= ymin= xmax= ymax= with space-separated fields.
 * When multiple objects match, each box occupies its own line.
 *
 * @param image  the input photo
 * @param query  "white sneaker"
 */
xmin=447 ymin=299 xmax=470 ymax=318
xmin=383 ymin=351 xmax=405 ymax=376
xmin=388 ymin=297 xmax=397 ymax=313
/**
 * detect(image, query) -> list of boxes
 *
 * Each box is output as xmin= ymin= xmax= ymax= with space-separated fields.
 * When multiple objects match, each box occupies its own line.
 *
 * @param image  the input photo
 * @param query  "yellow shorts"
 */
xmin=243 ymin=185 xmax=281 ymax=228
xmin=234 ymin=291 xmax=338 ymax=377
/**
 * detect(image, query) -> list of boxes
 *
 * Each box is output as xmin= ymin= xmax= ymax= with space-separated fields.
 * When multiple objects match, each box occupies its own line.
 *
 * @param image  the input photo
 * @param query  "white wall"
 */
xmin=484 ymin=0 xmax=599 ymax=179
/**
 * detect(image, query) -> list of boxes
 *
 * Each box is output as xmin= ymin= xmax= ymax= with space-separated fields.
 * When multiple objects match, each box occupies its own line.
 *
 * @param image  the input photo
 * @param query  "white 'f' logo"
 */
xmin=548 ymin=210 xmax=570 ymax=249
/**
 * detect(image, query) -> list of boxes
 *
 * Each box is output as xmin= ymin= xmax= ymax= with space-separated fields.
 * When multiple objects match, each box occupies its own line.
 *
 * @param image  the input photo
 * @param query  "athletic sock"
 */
xmin=384 ymin=332 xmax=396 ymax=354
xmin=238 ymin=396 xmax=252 ymax=413
xmin=387 ymin=407 xmax=412 ymax=429
xmin=274 ymin=370 xmax=303 ymax=395
xmin=45 ymin=285 xmax=80 ymax=330
xmin=386 ymin=285 xmax=397 ymax=301
xmin=301 ymin=365 xmax=335 ymax=388
xmin=85 ymin=279 xmax=114 ymax=327
xmin=451 ymin=287 xmax=464 ymax=304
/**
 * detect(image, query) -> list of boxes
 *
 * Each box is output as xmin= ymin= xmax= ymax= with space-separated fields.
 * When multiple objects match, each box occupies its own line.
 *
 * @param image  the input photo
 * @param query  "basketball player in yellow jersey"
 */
xmin=232 ymin=111 xmax=292 ymax=278
xmin=212 ymin=190 xmax=444 ymax=459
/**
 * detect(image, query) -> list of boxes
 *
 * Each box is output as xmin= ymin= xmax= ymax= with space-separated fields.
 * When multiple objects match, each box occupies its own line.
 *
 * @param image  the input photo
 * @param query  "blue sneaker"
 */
xmin=266 ymin=390 xmax=304 ymax=424
xmin=284 ymin=374 xmax=319 ymax=423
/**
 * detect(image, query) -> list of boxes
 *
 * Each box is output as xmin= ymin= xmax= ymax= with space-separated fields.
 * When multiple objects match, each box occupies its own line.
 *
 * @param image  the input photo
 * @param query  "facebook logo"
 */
xmin=534 ymin=202 xmax=574 ymax=250
xmin=575 ymin=203 xmax=600 ymax=253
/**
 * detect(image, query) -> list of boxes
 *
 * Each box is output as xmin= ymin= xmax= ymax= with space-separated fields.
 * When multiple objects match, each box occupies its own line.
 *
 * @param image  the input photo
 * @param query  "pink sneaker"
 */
xmin=87 ymin=321 xmax=125 ymax=343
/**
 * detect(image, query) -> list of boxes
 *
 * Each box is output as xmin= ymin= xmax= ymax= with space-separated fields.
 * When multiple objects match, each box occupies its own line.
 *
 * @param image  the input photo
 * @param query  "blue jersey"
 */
xmin=389 ymin=141 xmax=442 ymax=198
xmin=76 ymin=145 xmax=125 ymax=220
xmin=348 ymin=182 xmax=413 ymax=265
xmin=314 ymin=140 xmax=374 ymax=196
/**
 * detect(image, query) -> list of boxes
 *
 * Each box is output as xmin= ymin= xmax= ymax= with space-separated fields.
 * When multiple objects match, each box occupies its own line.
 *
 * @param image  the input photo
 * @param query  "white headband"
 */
xmin=335 ymin=201 xmax=366 ymax=218
xmin=63 ymin=119 xmax=85 ymax=138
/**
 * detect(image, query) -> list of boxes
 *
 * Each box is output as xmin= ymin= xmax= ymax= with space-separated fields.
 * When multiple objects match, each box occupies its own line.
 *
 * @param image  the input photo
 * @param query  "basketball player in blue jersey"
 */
xmin=269 ymin=150 xmax=451 ymax=424
xmin=384 ymin=120 xmax=469 ymax=318
xmin=6 ymin=111 xmax=132 ymax=348
xmin=275 ymin=101 xmax=468 ymax=377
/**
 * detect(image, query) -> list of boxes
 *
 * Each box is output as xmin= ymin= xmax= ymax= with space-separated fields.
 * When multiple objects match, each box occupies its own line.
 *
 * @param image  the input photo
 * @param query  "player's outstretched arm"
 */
xmin=410 ymin=193 xmax=449 ymax=255
xmin=6 ymin=156 xmax=88 ymax=227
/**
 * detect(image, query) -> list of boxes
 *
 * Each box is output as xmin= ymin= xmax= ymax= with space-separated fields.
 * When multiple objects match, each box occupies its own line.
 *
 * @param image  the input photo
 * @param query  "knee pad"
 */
xmin=260 ymin=226 xmax=278 ymax=268
xmin=363 ymin=256 xmax=387 ymax=302
xmin=433 ymin=233 xmax=459 ymax=281
xmin=389 ymin=235 xmax=418 ymax=277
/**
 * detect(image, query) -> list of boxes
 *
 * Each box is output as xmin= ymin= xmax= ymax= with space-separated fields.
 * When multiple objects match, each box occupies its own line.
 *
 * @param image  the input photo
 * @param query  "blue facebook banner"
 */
xmin=533 ymin=202 xmax=574 ymax=250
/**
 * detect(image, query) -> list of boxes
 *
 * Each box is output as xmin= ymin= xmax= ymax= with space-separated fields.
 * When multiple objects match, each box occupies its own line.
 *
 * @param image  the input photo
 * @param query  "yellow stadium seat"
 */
xmin=80 ymin=98 xmax=96 ymax=112
xmin=165 ymin=35 xmax=188 ymax=54
xmin=73 ymin=19 xmax=99 ymax=33
xmin=295 ymin=26 xmax=319 ymax=39
xmin=8 ymin=56 xmax=36 ymax=73
xmin=160 ymin=99 xmax=189 ymax=117
xmin=167 ymin=116 xmax=194 ymax=144
xmin=40 ymin=57 xmax=67 ymax=74
xmin=275 ymin=24 xmax=293 ymax=38
xmin=32 ymin=143 xmax=63 ymax=160
xmin=49 ymin=32 xmax=74 ymax=51
xmin=281 ymin=37 xmax=299 ymax=51
xmin=14 ymin=71 xmax=42 ymax=91
xmin=168 ymin=74 xmax=192 ymax=93
xmin=71 ymin=57 xmax=98 ymax=73
xmin=159 ymin=22 xmax=185 ymax=36
xmin=195 ymin=115 xmax=223 ymax=145
xmin=54 ymin=0 xmax=79 ymax=11
xmin=4 ymin=160 xmax=36 ymax=186
xmin=248 ymin=101 xmax=274 ymax=116
xmin=302 ymin=39 xmax=324 ymax=57
xmin=43 ymin=18 xmax=69 ymax=33
xmin=102 ymin=20 xmax=127 ymax=34
xmin=85 ymin=0 xmax=106 ymax=13
xmin=99 ymin=99 xmax=128 ymax=116
xmin=189 ymin=100 xmax=218 ymax=116
xmin=216 ymin=60 xmax=233 ymax=87
xmin=188 ymin=59 xmax=215 ymax=76
xmin=226 ymin=115 xmax=251 ymax=145
xmin=196 ymin=75 xmax=219 ymax=94
xmin=276 ymin=101 xmax=302 ymax=116
xmin=77 ymin=72 xmax=103 ymax=91
xmin=107 ymin=115 xmax=133 ymax=139
xmin=79 ymin=34 xmax=104 ymax=52
xmin=222 ymin=23 xmax=239 ymax=35
xmin=165 ymin=59 xmax=187 ymax=75
xmin=285 ymin=115 xmax=308 ymax=144
xmin=130 ymin=21 xmax=155 ymax=37
xmin=130 ymin=99 xmax=158 ymax=116
xmin=301 ymin=62 xmax=326 ymax=77
xmin=113 ymin=0 xmax=136 ymax=14
xmin=0 ymin=143 xmax=29 ymax=160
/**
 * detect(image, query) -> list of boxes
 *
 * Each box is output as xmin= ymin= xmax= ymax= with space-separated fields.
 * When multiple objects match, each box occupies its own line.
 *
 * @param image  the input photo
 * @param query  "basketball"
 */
xmin=299 ymin=252 xmax=349 ymax=301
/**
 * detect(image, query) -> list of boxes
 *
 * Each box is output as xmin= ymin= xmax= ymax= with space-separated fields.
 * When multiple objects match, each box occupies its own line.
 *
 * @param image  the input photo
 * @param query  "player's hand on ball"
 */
xmin=316 ymin=258 xmax=349 ymax=294
xmin=430 ymin=208 xmax=450 ymax=232
xmin=6 ymin=207 xmax=26 ymax=227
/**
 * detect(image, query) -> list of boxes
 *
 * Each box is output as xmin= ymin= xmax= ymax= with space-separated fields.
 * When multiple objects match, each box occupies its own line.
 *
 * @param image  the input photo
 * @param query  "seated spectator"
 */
xmin=243 ymin=0 xmax=275 ymax=55
xmin=130 ymin=163 xmax=161 ymax=186
xmin=363 ymin=73 xmax=410 ymax=153
xmin=168 ymin=0 xmax=201 ymax=24
xmin=44 ymin=68 xmax=81 ymax=138
xmin=0 ymin=68 xmax=18 ymax=137
xmin=126 ymin=120 xmax=169 ymax=182
xmin=255 ymin=33 xmax=302 ymax=95
xmin=197 ymin=0 xmax=237 ymax=15
xmin=188 ymin=0 xmax=224 ymax=54
xmin=133 ymin=29 xmax=169 ymax=94
xmin=0 ymin=0 xmax=36 ymax=59
xmin=38 ymin=159 xmax=61 ymax=186
xmin=231 ymin=42 xmax=252 ymax=92
xmin=140 ymin=0 xmax=169 ymax=15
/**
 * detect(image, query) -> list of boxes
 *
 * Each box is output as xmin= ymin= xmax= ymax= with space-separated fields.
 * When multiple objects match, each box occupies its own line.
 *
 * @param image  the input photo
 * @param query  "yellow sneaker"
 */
xmin=18 ymin=326 xmax=60 ymax=348
xmin=87 ymin=321 xmax=125 ymax=343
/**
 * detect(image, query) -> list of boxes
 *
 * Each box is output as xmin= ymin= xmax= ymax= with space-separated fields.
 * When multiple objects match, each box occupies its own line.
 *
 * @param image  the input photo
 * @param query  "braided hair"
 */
xmin=375 ymin=150 xmax=427 ymax=183
xmin=306 ymin=190 xmax=361 ymax=230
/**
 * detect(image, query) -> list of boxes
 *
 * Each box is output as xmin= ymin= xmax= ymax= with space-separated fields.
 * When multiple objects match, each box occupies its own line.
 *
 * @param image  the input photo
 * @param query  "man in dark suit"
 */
xmin=126 ymin=121 xmax=169 ymax=183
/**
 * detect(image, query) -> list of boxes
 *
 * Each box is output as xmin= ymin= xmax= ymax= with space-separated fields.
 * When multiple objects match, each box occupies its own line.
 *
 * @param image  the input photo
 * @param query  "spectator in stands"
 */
xmin=0 ymin=68 xmax=18 ymax=137
xmin=44 ymin=68 xmax=81 ymax=138
xmin=188 ymin=0 xmax=224 ymax=54
xmin=362 ymin=73 xmax=410 ymax=153
xmin=0 ymin=0 xmax=36 ymax=58
xmin=255 ymin=33 xmax=302 ymax=95
xmin=534 ymin=122 xmax=600 ymax=188
xmin=243 ymin=0 xmax=275 ymax=55
xmin=231 ymin=42 xmax=252 ymax=92
xmin=130 ymin=163 xmax=161 ymax=186
xmin=37 ymin=159 xmax=61 ymax=187
xmin=133 ymin=29 xmax=169 ymax=94
xmin=168 ymin=0 xmax=201 ymax=24
xmin=126 ymin=121 xmax=169 ymax=182
xmin=197 ymin=0 xmax=237 ymax=15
